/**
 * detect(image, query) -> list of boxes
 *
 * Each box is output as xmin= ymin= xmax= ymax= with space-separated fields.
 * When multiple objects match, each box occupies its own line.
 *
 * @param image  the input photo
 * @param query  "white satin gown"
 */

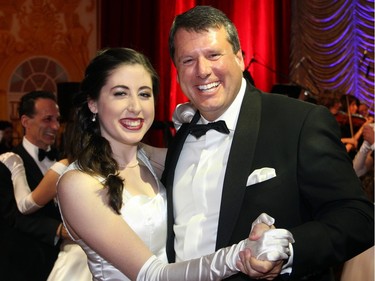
xmin=59 ymin=148 xmax=168 ymax=281
xmin=47 ymin=239 xmax=92 ymax=281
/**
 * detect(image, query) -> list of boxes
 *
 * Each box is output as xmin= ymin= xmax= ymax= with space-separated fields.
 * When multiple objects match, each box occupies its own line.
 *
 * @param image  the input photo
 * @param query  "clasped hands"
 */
xmin=238 ymin=213 xmax=294 ymax=280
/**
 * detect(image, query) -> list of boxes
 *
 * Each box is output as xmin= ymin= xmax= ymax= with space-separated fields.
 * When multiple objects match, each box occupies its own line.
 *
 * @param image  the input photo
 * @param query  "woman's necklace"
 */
xmin=119 ymin=161 xmax=139 ymax=170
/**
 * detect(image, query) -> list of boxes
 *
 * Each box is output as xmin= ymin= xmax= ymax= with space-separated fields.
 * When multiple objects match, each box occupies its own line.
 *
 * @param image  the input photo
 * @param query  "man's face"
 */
xmin=21 ymin=98 xmax=60 ymax=150
xmin=173 ymin=26 xmax=244 ymax=121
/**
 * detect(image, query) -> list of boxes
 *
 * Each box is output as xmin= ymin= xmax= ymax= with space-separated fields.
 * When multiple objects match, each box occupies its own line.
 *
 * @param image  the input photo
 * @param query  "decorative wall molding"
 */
xmin=0 ymin=0 xmax=98 ymax=120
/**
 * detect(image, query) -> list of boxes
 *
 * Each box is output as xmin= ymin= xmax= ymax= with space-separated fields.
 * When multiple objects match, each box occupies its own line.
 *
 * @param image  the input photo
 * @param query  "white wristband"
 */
xmin=49 ymin=162 xmax=68 ymax=175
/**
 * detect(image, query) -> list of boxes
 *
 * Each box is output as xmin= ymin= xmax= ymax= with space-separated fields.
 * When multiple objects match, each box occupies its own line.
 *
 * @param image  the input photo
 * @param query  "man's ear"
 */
xmin=235 ymin=50 xmax=245 ymax=71
xmin=20 ymin=115 xmax=29 ymax=128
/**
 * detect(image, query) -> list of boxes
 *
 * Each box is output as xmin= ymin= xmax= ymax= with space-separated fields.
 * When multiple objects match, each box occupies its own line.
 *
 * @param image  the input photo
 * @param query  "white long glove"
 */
xmin=247 ymin=213 xmax=295 ymax=261
xmin=0 ymin=152 xmax=65 ymax=214
xmin=0 ymin=152 xmax=40 ymax=214
xmin=137 ymin=240 xmax=245 ymax=281
xmin=137 ymin=213 xmax=294 ymax=281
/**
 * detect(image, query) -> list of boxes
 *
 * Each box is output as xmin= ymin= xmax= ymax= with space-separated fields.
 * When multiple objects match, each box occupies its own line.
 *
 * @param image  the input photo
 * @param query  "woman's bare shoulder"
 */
xmin=59 ymin=169 xmax=102 ymax=193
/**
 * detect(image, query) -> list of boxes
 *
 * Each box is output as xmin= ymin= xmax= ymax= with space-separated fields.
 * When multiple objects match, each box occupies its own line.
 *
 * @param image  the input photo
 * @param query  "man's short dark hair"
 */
xmin=18 ymin=90 xmax=57 ymax=118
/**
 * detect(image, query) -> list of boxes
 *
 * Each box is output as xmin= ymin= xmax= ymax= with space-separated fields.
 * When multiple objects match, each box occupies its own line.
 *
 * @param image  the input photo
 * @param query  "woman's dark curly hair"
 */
xmin=69 ymin=48 xmax=159 ymax=214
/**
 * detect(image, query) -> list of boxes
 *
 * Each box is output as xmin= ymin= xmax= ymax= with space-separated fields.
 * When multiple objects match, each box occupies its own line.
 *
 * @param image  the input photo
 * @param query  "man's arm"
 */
xmin=290 ymin=106 xmax=374 ymax=277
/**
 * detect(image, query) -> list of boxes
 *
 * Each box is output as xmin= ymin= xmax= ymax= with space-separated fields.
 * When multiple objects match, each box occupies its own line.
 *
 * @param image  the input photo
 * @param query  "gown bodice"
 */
xmin=59 ymin=148 xmax=167 ymax=281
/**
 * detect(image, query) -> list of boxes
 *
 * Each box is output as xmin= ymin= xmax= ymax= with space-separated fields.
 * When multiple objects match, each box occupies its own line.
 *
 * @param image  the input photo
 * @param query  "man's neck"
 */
xmin=24 ymin=135 xmax=48 ymax=150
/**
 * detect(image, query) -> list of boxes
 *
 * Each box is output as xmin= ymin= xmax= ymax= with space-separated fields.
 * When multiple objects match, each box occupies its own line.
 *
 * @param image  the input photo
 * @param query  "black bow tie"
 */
xmin=38 ymin=148 xmax=57 ymax=161
xmin=189 ymin=120 xmax=230 ymax=138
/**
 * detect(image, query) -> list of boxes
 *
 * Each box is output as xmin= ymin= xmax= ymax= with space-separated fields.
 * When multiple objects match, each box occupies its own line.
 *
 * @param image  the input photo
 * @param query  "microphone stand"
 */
xmin=250 ymin=58 xmax=290 ymax=81
xmin=300 ymin=61 xmax=320 ymax=95
xmin=251 ymin=58 xmax=320 ymax=99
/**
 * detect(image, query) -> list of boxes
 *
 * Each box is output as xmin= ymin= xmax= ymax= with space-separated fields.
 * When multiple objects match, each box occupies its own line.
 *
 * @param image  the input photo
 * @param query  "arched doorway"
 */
xmin=7 ymin=57 xmax=69 ymax=144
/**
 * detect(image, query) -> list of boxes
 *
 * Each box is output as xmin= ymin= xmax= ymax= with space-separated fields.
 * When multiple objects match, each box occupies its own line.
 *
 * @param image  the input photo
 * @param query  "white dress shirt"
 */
xmin=22 ymin=137 xmax=59 ymax=245
xmin=173 ymin=78 xmax=246 ymax=261
xmin=23 ymin=137 xmax=56 ymax=175
xmin=173 ymin=79 xmax=294 ymax=274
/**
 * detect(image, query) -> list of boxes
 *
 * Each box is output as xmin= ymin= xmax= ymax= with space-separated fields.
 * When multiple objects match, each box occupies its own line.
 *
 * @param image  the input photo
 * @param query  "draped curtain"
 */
xmin=99 ymin=0 xmax=374 ymax=147
xmin=290 ymin=0 xmax=374 ymax=112
xmin=100 ymin=0 xmax=291 ymax=122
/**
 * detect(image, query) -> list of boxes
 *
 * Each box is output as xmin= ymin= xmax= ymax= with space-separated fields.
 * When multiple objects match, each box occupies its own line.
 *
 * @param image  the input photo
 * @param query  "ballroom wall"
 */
xmin=290 ymin=0 xmax=374 ymax=111
xmin=0 ymin=0 xmax=373 ymax=147
xmin=99 ymin=0 xmax=374 ymax=121
xmin=0 ymin=0 xmax=98 ymax=142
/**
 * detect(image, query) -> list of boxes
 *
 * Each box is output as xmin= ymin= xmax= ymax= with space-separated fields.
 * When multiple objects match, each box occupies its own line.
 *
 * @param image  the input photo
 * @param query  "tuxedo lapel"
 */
xmin=165 ymin=87 xmax=262 ymax=254
xmin=163 ymin=111 xmax=200 ymax=262
xmin=216 ymin=84 xmax=262 ymax=249
xmin=162 ymin=111 xmax=200 ymax=187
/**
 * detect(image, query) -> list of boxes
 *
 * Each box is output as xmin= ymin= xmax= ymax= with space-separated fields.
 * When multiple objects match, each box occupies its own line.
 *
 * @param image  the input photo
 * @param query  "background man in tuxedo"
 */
xmin=162 ymin=6 xmax=374 ymax=281
xmin=0 ymin=91 xmax=64 ymax=281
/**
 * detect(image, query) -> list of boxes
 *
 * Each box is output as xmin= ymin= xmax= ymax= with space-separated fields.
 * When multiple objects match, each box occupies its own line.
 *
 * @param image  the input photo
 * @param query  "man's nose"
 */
xmin=196 ymin=57 xmax=211 ymax=79
xmin=51 ymin=119 xmax=60 ymax=130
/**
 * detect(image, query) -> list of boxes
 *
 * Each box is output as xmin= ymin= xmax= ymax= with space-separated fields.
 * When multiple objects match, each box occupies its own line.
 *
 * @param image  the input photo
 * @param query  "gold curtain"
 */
xmin=290 ymin=0 xmax=374 ymax=111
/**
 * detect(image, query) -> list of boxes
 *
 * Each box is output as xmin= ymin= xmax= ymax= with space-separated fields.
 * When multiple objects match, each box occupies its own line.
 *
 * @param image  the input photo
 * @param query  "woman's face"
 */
xmin=89 ymin=64 xmax=155 ymax=149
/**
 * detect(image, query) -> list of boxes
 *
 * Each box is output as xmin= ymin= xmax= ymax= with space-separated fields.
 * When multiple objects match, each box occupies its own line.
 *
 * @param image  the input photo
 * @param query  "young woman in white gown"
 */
xmin=1 ymin=47 xmax=293 ymax=281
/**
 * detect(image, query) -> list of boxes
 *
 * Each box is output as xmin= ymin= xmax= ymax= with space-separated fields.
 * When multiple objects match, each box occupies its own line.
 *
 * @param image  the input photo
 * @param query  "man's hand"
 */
xmin=238 ymin=246 xmax=284 ymax=280
xmin=58 ymin=223 xmax=72 ymax=241
xmin=236 ymin=213 xmax=294 ymax=280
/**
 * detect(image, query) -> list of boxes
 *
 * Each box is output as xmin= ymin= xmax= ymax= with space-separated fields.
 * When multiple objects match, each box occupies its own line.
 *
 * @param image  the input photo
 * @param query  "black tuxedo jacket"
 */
xmin=0 ymin=143 xmax=61 ymax=281
xmin=162 ymin=82 xmax=374 ymax=281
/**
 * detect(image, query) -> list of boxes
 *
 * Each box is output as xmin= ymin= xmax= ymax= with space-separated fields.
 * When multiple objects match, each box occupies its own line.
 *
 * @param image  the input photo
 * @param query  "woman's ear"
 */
xmin=87 ymin=99 xmax=97 ymax=114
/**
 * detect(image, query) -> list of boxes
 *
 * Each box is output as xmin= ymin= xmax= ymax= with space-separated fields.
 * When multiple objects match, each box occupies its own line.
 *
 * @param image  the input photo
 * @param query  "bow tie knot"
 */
xmin=38 ymin=148 xmax=57 ymax=161
xmin=189 ymin=120 xmax=230 ymax=138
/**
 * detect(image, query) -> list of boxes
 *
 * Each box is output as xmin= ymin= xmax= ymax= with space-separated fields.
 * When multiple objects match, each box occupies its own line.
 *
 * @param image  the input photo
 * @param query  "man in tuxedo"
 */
xmin=162 ymin=6 xmax=374 ymax=281
xmin=0 ymin=91 xmax=63 ymax=281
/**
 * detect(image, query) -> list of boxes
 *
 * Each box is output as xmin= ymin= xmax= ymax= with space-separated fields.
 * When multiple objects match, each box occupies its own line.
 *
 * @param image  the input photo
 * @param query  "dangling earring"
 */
xmin=91 ymin=113 xmax=97 ymax=122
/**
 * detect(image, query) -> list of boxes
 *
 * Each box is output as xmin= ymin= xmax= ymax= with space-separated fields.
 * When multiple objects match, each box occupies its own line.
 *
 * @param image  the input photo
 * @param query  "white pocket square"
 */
xmin=247 ymin=167 xmax=276 ymax=186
